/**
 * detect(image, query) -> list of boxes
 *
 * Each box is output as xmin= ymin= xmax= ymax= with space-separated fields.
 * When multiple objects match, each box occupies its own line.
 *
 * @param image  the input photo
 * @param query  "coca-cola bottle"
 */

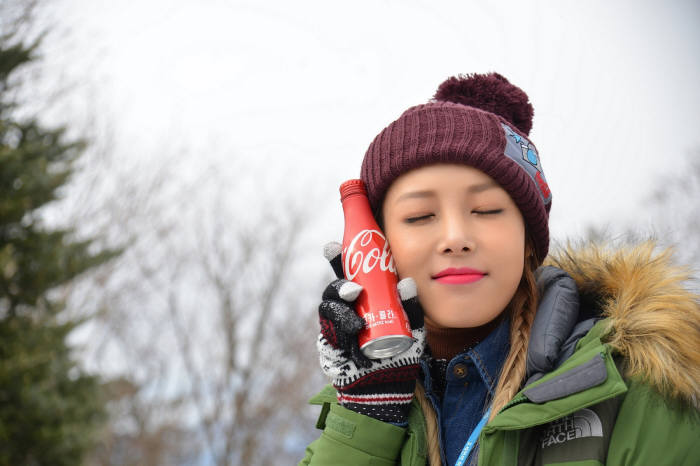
xmin=340 ymin=179 xmax=413 ymax=359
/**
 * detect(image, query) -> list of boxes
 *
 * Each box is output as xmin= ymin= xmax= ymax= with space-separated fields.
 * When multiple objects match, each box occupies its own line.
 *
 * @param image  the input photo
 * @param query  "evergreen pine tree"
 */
xmin=0 ymin=8 xmax=120 ymax=465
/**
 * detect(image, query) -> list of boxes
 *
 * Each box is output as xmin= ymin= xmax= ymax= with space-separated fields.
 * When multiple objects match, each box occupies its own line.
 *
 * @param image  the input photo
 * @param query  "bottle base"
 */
xmin=361 ymin=335 xmax=414 ymax=359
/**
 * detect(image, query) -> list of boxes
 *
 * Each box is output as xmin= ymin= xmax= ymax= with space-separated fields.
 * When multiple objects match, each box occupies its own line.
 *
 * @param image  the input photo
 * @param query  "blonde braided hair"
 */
xmin=414 ymin=383 xmax=442 ymax=466
xmin=488 ymin=247 xmax=539 ymax=420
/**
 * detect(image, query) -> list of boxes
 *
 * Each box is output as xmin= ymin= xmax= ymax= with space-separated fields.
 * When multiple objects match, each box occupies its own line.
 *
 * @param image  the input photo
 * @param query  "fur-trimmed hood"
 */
xmin=545 ymin=241 xmax=700 ymax=407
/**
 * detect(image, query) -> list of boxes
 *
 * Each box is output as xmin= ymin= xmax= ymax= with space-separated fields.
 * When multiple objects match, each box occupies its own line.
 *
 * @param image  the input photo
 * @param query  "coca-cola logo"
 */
xmin=344 ymin=229 xmax=396 ymax=280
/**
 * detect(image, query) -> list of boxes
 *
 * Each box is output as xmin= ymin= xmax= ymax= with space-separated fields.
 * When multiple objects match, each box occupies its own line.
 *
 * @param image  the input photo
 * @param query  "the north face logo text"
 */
xmin=541 ymin=408 xmax=603 ymax=448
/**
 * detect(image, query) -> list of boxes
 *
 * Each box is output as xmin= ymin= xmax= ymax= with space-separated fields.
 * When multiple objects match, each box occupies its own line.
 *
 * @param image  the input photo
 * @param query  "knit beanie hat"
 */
xmin=360 ymin=72 xmax=552 ymax=263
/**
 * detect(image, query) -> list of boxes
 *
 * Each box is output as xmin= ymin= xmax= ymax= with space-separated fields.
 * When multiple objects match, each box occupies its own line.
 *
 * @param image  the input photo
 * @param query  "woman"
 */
xmin=300 ymin=73 xmax=699 ymax=465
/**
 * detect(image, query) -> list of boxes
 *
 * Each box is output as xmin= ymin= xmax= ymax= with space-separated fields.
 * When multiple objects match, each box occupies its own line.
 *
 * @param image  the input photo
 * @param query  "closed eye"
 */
xmin=404 ymin=214 xmax=434 ymax=224
xmin=473 ymin=209 xmax=503 ymax=215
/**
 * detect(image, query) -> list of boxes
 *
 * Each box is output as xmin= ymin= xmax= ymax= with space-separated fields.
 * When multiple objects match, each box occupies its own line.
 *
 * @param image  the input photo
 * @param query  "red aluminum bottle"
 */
xmin=339 ymin=179 xmax=413 ymax=359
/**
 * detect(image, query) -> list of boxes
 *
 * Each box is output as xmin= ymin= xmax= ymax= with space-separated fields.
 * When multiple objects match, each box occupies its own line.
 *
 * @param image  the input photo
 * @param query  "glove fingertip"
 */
xmin=397 ymin=278 xmax=423 ymax=330
xmin=323 ymin=241 xmax=342 ymax=261
xmin=397 ymin=277 xmax=417 ymax=301
xmin=324 ymin=242 xmax=344 ymax=279
xmin=339 ymin=281 xmax=363 ymax=302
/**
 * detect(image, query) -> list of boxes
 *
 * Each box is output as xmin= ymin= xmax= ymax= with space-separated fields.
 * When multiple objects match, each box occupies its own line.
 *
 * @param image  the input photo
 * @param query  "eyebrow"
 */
xmin=395 ymin=181 xmax=499 ymax=202
xmin=467 ymin=181 xmax=499 ymax=194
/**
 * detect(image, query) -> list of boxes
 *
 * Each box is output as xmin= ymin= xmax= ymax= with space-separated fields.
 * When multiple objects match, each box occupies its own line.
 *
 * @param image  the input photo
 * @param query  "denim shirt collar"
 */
xmin=421 ymin=315 xmax=511 ymax=397
xmin=464 ymin=316 xmax=511 ymax=395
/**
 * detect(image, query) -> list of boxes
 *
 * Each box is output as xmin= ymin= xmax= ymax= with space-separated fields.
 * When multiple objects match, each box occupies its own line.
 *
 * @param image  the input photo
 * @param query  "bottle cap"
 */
xmin=340 ymin=179 xmax=367 ymax=201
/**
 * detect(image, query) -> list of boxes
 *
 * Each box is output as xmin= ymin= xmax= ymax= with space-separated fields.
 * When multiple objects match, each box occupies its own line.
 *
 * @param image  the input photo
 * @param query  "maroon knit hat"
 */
xmin=360 ymin=72 xmax=552 ymax=263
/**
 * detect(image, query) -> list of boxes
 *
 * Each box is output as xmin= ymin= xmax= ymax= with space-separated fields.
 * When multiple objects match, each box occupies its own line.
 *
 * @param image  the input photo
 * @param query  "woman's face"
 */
xmin=382 ymin=164 xmax=525 ymax=329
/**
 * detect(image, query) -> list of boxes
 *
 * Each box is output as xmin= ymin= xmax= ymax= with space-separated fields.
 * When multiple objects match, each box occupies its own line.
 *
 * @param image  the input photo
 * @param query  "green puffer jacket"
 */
xmin=300 ymin=243 xmax=700 ymax=465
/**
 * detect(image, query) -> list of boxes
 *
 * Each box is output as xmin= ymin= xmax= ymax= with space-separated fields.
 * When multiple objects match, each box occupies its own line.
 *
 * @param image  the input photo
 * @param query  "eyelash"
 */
xmin=404 ymin=209 xmax=503 ymax=223
xmin=404 ymin=214 xmax=433 ymax=224
xmin=473 ymin=209 xmax=503 ymax=215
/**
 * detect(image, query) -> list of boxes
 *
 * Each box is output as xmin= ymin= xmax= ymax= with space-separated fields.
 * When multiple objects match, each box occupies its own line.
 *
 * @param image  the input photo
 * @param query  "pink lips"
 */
xmin=432 ymin=267 xmax=486 ymax=285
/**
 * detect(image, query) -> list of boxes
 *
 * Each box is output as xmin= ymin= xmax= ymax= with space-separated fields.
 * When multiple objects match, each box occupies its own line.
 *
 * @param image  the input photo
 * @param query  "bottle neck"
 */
xmin=342 ymin=192 xmax=376 ymax=228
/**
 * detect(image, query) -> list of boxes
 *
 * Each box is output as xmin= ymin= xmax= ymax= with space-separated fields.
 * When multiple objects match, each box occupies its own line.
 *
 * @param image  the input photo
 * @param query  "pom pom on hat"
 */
xmin=434 ymin=72 xmax=534 ymax=135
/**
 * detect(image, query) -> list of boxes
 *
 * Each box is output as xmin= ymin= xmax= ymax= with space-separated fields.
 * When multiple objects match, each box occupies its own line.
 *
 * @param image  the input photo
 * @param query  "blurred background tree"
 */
xmin=19 ymin=5 xmax=326 ymax=466
xmin=649 ymin=151 xmax=700 ymax=290
xmin=581 ymin=150 xmax=700 ymax=286
xmin=71 ymin=154 xmax=324 ymax=465
xmin=0 ymin=2 xmax=119 ymax=464
xmin=0 ymin=2 xmax=325 ymax=464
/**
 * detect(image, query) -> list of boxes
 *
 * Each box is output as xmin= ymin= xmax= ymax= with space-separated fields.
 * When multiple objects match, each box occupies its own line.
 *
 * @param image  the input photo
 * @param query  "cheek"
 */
xmin=492 ymin=227 xmax=525 ymax=282
xmin=385 ymin=228 xmax=426 ymax=279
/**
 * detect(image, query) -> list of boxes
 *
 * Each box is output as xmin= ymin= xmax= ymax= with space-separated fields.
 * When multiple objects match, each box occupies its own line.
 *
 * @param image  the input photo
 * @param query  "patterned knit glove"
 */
xmin=317 ymin=242 xmax=425 ymax=424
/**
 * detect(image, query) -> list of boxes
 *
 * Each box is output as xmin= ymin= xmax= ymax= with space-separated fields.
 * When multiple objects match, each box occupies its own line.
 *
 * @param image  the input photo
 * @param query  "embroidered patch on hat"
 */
xmin=502 ymin=123 xmax=552 ymax=206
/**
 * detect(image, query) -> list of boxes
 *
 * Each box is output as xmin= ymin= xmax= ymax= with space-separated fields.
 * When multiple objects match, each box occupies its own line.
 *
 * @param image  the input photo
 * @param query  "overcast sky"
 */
xmin=43 ymin=0 xmax=700 ymax=248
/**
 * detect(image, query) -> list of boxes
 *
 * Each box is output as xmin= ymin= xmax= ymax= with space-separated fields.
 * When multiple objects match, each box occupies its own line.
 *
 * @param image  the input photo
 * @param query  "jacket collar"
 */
xmin=488 ymin=320 xmax=628 ymax=430
xmin=539 ymin=241 xmax=700 ymax=408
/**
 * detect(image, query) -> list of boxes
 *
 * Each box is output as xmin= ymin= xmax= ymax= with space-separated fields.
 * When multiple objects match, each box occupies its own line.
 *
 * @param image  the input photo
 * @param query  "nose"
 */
xmin=437 ymin=212 xmax=474 ymax=254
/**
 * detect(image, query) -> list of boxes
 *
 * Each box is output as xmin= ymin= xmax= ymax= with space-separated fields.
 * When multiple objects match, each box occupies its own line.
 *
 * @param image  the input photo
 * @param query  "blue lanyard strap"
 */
xmin=454 ymin=408 xmax=491 ymax=466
